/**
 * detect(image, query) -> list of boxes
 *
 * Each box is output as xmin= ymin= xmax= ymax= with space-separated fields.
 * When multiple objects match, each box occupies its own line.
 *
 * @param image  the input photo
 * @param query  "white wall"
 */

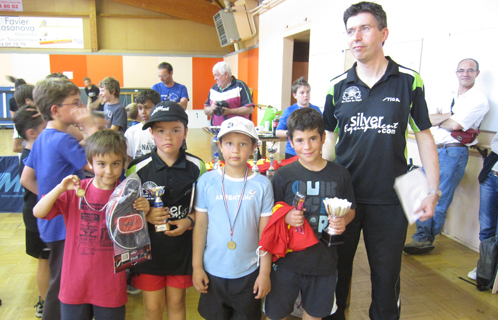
xmin=258 ymin=0 xmax=498 ymax=249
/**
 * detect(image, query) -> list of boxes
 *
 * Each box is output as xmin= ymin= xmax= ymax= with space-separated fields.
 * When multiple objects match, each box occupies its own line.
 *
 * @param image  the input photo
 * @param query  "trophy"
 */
xmin=266 ymin=144 xmax=277 ymax=179
xmin=252 ymin=141 xmax=262 ymax=173
xmin=149 ymin=186 xmax=169 ymax=232
xmin=321 ymin=197 xmax=351 ymax=246
xmin=293 ymin=192 xmax=305 ymax=234
xmin=213 ymin=152 xmax=220 ymax=170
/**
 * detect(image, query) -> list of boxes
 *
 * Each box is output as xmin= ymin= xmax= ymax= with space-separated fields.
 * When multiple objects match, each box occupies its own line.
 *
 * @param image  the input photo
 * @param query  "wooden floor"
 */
xmin=0 ymin=128 xmax=497 ymax=320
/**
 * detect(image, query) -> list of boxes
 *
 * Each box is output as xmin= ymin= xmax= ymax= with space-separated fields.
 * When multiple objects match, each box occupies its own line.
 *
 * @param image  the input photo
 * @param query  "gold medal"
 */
xmin=76 ymin=188 xmax=85 ymax=198
xmin=221 ymin=169 xmax=247 ymax=253
xmin=227 ymin=241 xmax=236 ymax=250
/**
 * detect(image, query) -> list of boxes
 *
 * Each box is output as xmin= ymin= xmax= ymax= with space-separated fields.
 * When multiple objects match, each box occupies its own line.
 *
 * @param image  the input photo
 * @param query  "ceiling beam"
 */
xmin=97 ymin=13 xmax=180 ymax=19
xmin=110 ymin=0 xmax=221 ymax=26
xmin=89 ymin=0 xmax=98 ymax=52
xmin=0 ymin=12 xmax=88 ymax=17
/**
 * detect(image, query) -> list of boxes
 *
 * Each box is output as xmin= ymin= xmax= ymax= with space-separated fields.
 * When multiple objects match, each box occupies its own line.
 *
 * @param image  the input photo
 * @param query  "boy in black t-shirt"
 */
xmin=264 ymin=108 xmax=356 ymax=320
xmin=13 ymin=105 xmax=49 ymax=318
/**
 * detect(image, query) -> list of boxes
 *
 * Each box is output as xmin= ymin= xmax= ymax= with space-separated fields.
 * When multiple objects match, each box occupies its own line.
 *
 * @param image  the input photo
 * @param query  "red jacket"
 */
xmin=259 ymin=201 xmax=318 ymax=262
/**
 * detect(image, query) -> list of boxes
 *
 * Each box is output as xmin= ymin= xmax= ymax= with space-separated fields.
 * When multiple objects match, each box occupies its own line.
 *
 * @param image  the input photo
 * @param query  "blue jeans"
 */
xmin=478 ymin=172 xmax=498 ymax=241
xmin=413 ymin=146 xmax=469 ymax=242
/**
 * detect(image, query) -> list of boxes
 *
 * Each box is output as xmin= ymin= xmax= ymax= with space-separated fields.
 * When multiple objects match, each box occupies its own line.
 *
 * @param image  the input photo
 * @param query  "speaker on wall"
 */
xmin=213 ymin=1 xmax=256 ymax=47
xmin=214 ymin=9 xmax=240 ymax=47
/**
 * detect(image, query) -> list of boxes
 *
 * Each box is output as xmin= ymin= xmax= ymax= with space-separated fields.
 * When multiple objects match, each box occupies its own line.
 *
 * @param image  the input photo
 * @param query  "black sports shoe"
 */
xmin=34 ymin=300 xmax=43 ymax=318
xmin=403 ymin=240 xmax=435 ymax=254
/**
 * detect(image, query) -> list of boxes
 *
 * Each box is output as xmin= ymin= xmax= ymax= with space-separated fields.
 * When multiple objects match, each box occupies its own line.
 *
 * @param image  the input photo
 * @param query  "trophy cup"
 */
xmin=321 ymin=197 xmax=351 ymax=246
xmin=252 ymin=141 xmax=262 ymax=173
xmin=149 ymin=186 xmax=169 ymax=232
xmin=266 ymin=144 xmax=277 ymax=179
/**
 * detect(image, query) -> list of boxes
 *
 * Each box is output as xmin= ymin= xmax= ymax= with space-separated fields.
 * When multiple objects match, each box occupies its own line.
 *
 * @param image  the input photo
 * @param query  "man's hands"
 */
xmin=205 ymin=102 xmax=227 ymax=116
xmin=204 ymin=102 xmax=217 ymax=116
xmin=415 ymin=193 xmax=438 ymax=221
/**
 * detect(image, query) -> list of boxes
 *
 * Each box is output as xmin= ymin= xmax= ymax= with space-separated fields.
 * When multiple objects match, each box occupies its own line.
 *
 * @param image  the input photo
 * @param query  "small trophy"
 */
xmin=252 ymin=141 xmax=262 ymax=173
xmin=266 ymin=145 xmax=277 ymax=179
xmin=293 ymin=192 xmax=305 ymax=234
xmin=213 ymin=152 xmax=220 ymax=170
xmin=149 ymin=186 xmax=169 ymax=232
xmin=321 ymin=197 xmax=351 ymax=246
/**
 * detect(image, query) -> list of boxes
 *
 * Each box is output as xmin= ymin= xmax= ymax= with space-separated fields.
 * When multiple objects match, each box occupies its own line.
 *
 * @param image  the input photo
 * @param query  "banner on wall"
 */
xmin=0 ymin=16 xmax=84 ymax=48
xmin=0 ymin=0 xmax=22 ymax=11
xmin=0 ymin=156 xmax=23 ymax=213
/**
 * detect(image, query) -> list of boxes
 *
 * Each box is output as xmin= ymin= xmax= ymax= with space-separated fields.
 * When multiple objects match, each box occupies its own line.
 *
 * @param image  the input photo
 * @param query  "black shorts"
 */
xmin=198 ymin=269 xmax=261 ymax=320
xmin=61 ymin=302 xmax=125 ymax=320
xmin=25 ymin=229 xmax=50 ymax=259
xmin=263 ymin=265 xmax=337 ymax=319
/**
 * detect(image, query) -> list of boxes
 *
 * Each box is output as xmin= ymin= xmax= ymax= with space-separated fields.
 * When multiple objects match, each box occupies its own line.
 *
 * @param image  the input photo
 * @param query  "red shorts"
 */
xmin=132 ymin=274 xmax=193 ymax=291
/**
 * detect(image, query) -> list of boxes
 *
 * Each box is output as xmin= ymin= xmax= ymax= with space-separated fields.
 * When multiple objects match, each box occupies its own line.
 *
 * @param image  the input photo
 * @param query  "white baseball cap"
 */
xmin=217 ymin=117 xmax=260 ymax=143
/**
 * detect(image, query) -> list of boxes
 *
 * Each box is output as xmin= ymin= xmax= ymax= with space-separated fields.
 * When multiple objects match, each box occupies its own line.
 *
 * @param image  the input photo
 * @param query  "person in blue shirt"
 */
xmin=276 ymin=77 xmax=322 ymax=159
xmin=152 ymin=62 xmax=189 ymax=110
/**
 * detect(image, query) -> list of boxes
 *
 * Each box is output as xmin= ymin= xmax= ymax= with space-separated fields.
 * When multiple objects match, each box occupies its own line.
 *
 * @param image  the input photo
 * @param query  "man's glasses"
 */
xmin=457 ymin=69 xmax=478 ymax=74
xmin=346 ymin=24 xmax=378 ymax=36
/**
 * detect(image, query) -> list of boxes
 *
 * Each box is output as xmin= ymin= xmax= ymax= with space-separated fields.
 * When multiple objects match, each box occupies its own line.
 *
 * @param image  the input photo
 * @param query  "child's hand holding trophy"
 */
xmin=320 ymin=197 xmax=352 ymax=246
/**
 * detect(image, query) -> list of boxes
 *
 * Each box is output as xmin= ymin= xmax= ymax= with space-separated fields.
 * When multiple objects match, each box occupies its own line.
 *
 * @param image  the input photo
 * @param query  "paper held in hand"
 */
xmin=393 ymin=168 xmax=428 ymax=225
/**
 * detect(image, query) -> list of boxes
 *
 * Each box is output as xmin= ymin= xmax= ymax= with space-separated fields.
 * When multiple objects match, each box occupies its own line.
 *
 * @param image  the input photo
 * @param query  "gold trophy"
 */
xmin=149 ymin=186 xmax=169 ymax=232
xmin=321 ymin=197 xmax=351 ymax=246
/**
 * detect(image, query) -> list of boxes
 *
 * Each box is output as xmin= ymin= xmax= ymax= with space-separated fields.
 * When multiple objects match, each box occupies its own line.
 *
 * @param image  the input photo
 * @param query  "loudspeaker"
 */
xmin=214 ymin=9 xmax=240 ymax=47
xmin=213 ymin=1 xmax=257 ymax=47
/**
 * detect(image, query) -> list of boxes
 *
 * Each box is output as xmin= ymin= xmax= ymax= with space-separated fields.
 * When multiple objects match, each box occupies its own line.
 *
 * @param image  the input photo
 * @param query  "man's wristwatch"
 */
xmin=428 ymin=189 xmax=442 ymax=199
xmin=186 ymin=216 xmax=195 ymax=230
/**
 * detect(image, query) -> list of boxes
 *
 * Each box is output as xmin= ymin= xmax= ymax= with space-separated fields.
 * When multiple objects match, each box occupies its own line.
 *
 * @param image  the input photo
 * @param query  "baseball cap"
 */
xmin=142 ymin=101 xmax=188 ymax=130
xmin=217 ymin=117 xmax=260 ymax=143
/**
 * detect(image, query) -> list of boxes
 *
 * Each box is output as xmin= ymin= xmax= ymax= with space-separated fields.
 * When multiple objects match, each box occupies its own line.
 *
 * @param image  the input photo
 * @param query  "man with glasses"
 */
xmin=404 ymin=58 xmax=489 ymax=254
xmin=322 ymin=2 xmax=439 ymax=319
xmin=152 ymin=62 xmax=189 ymax=110
xmin=204 ymin=61 xmax=254 ymax=126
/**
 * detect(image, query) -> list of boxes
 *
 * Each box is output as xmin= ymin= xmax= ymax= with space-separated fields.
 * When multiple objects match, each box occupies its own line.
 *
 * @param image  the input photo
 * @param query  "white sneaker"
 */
xmin=468 ymin=267 xmax=477 ymax=280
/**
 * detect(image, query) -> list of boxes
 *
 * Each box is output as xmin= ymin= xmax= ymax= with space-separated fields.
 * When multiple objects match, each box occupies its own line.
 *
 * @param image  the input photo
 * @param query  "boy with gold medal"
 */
xmin=193 ymin=117 xmax=273 ymax=319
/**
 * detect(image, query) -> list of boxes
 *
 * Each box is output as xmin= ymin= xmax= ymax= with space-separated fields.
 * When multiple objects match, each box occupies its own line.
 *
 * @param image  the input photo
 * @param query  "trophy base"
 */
xmin=320 ymin=232 xmax=344 ymax=246
xmin=155 ymin=223 xmax=170 ymax=232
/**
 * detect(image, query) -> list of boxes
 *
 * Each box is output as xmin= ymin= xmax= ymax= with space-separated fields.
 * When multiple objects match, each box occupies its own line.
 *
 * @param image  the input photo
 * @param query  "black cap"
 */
xmin=142 ymin=101 xmax=188 ymax=130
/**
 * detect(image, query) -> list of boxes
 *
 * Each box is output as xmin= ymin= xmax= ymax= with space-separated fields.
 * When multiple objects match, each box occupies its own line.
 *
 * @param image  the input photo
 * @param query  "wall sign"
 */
xmin=0 ymin=16 xmax=84 ymax=48
xmin=0 ymin=0 xmax=22 ymax=12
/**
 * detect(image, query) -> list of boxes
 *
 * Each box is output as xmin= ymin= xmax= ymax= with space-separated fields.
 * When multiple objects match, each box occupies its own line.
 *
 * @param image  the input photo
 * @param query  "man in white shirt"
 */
xmin=404 ymin=58 xmax=489 ymax=254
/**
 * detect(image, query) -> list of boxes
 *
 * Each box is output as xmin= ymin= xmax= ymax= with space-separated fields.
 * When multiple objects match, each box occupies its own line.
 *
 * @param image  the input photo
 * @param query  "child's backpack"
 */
xmin=476 ymin=237 xmax=498 ymax=291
